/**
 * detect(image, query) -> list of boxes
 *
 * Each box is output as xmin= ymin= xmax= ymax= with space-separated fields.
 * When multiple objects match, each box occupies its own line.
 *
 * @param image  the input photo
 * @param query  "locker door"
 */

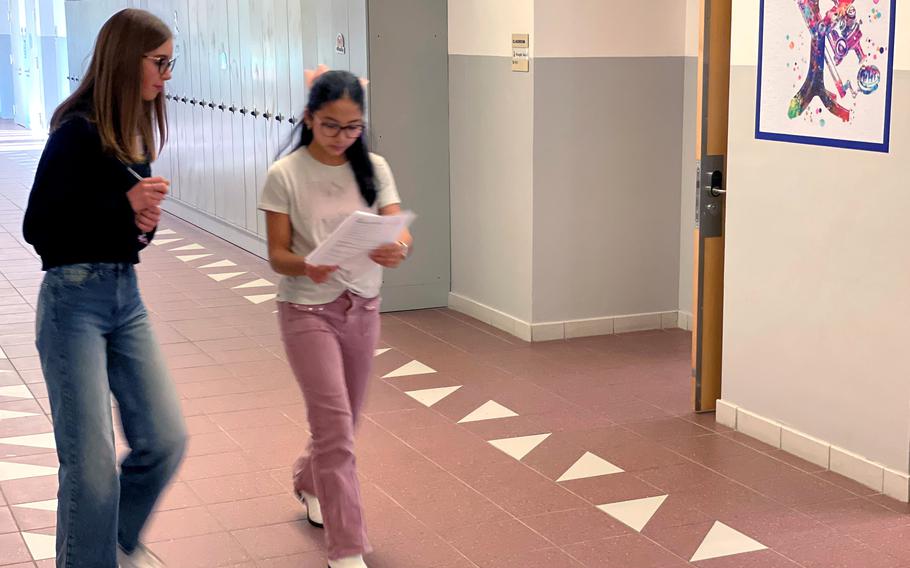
xmin=197 ymin=0 xmax=216 ymax=215
xmin=151 ymin=1 xmax=176 ymax=185
xmin=209 ymin=0 xmax=227 ymax=221
xmin=223 ymin=0 xmax=245 ymax=227
xmin=238 ymin=0 xmax=259 ymax=233
xmin=169 ymin=0 xmax=186 ymax=202
xmin=331 ymin=0 xmax=350 ymax=71
xmin=188 ymin=0 xmax=204 ymax=209
xmin=287 ymin=0 xmax=307 ymax=137
xmin=250 ymin=0 xmax=269 ymax=236
xmin=258 ymin=0 xmax=278 ymax=238
xmin=315 ymin=0 xmax=333 ymax=66
xmin=347 ymin=0 xmax=368 ymax=79
xmin=273 ymin=0 xmax=291 ymax=165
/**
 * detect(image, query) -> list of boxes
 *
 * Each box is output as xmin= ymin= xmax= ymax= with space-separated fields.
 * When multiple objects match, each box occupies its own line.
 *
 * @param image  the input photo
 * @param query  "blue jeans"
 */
xmin=36 ymin=263 xmax=186 ymax=568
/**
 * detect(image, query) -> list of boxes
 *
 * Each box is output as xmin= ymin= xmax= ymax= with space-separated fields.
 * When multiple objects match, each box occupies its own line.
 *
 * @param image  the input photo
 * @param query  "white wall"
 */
xmin=448 ymin=0 xmax=533 ymax=57
xmin=533 ymin=0 xmax=686 ymax=58
xmin=723 ymin=0 xmax=910 ymax=473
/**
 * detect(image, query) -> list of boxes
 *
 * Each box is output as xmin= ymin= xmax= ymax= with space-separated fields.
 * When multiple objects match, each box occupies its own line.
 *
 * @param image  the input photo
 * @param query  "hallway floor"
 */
xmin=1 ymin=125 xmax=909 ymax=567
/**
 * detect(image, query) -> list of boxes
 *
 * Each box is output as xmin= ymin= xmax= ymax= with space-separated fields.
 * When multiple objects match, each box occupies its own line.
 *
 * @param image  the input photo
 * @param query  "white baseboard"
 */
xmin=448 ymin=293 xmax=684 ymax=343
xmin=678 ymin=311 xmax=693 ymax=331
xmin=162 ymin=199 xmax=268 ymax=259
xmin=716 ymin=400 xmax=909 ymax=502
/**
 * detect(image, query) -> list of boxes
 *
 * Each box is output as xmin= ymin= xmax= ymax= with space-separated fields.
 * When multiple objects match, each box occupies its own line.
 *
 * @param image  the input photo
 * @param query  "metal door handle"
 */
xmin=710 ymin=187 xmax=726 ymax=197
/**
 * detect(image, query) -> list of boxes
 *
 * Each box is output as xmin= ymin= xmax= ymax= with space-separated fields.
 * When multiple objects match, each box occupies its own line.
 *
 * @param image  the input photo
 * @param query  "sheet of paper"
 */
xmin=306 ymin=210 xmax=415 ymax=267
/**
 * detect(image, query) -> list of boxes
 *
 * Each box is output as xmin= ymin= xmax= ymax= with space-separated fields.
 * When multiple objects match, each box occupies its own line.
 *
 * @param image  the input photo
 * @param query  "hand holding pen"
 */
xmin=125 ymin=167 xmax=169 ymax=233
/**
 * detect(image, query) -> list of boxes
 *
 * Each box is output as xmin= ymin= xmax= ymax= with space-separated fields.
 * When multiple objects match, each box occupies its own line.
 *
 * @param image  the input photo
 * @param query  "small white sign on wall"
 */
xmin=512 ymin=34 xmax=529 ymax=72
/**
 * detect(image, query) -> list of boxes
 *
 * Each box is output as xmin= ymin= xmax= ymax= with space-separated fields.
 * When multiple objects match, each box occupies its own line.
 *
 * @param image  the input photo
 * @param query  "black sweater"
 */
xmin=23 ymin=116 xmax=157 ymax=270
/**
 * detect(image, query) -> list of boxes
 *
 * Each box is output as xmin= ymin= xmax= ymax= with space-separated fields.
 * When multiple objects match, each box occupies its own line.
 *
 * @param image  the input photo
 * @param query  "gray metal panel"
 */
xmin=367 ymin=0 xmax=449 ymax=310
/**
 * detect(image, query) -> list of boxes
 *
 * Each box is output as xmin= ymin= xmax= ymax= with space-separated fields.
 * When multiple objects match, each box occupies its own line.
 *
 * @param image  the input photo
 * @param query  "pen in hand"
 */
xmin=124 ymin=165 xmax=168 ymax=239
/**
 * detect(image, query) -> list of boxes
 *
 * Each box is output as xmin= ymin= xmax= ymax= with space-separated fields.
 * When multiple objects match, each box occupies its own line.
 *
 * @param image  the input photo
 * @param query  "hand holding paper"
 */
xmin=306 ymin=210 xmax=416 ymax=268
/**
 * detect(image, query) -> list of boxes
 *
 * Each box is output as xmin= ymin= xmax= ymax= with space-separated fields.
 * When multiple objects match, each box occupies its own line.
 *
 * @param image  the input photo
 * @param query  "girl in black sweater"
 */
xmin=23 ymin=9 xmax=184 ymax=568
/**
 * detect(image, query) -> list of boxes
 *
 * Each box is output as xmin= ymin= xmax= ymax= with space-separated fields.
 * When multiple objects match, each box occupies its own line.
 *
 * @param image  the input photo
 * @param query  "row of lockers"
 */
xmin=64 ymin=0 xmax=368 ymax=238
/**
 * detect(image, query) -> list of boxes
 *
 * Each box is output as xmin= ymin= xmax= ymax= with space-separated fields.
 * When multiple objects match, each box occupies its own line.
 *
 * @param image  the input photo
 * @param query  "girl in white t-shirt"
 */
xmin=258 ymin=68 xmax=412 ymax=568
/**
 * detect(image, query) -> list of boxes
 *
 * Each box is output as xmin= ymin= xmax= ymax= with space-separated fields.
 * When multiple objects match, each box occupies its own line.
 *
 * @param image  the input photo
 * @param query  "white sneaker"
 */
xmin=296 ymin=490 xmax=324 ymax=528
xmin=118 ymin=544 xmax=166 ymax=568
xmin=328 ymin=555 xmax=368 ymax=568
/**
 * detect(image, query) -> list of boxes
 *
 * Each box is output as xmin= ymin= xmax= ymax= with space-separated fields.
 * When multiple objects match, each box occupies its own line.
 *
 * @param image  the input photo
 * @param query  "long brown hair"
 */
xmin=51 ymin=9 xmax=171 ymax=163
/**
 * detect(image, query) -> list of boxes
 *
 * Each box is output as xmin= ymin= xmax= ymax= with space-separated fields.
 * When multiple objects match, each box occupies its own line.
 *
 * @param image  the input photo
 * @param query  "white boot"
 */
xmin=328 ymin=555 xmax=368 ymax=568
xmin=296 ymin=490 xmax=324 ymax=528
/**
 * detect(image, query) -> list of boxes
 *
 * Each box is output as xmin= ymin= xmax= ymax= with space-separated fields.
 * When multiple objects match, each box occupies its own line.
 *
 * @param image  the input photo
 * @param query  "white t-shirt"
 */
xmin=258 ymin=147 xmax=401 ymax=305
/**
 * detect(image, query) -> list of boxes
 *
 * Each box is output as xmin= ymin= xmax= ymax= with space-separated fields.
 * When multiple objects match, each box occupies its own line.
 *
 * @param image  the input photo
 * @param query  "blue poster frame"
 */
xmin=754 ymin=0 xmax=897 ymax=153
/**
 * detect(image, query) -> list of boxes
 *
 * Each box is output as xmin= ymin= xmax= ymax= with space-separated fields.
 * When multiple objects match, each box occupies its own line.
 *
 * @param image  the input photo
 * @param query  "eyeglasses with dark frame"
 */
xmin=144 ymin=55 xmax=178 ymax=75
xmin=314 ymin=115 xmax=365 ymax=139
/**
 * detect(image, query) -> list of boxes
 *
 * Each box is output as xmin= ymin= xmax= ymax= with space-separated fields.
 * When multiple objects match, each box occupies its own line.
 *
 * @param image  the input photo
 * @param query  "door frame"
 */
xmin=692 ymin=0 xmax=732 ymax=413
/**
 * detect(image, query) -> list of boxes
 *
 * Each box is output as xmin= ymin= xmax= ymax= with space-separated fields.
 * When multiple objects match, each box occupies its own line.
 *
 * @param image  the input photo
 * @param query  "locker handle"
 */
xmin=180 ymin=97 xmax=187 ymax=103
xmin=275 ymin=114 xmax=285 ymax=123
xmin=208 ymin=102 xmax=215 ymax=109
xmin=263 ymin=112 xmax=272 ymax=119
xmin=288 ymin=116 xmax=297 ymax=124
xmin=199 ymin=99 xmax=206 ymax=106
xmin=229 ymin=106 xmax=237 ymax=113
xmin=250 ymin=110 xmax=260 ymax=117
xmin=190 ymin=99 xmax=197 ymax=106
xmin=218 ymin=104 xmax=226 ymax=111
xmin=239 ymin=108 xmax=248 ymax=115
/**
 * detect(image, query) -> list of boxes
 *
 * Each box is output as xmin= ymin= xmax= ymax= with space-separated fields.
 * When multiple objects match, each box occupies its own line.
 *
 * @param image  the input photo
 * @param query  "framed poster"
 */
xmin=755 ymin=0 xmax=896 ymax=152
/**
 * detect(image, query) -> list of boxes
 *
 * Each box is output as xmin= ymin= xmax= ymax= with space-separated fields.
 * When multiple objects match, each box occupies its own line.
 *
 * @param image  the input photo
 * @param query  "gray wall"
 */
xmin=678 ymin=56 xmax=698 ymax=322
xmin=449 ymin=54 xmax=534 ymax=322
xmin=531 ymin=57 xmax=685 ymax=323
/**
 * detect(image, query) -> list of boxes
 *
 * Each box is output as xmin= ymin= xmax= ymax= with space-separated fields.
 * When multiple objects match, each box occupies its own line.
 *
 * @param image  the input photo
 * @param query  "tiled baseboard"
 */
xmin=717 ymin=400 xmax=910 ymax=502
xmin=448 ymin=293 xmax=682 ymax=343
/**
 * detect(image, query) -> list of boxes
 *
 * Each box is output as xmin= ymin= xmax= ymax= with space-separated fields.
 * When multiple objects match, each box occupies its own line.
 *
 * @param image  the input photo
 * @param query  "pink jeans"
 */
xmin=278 ymin=291 xmax=380 ymax=560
